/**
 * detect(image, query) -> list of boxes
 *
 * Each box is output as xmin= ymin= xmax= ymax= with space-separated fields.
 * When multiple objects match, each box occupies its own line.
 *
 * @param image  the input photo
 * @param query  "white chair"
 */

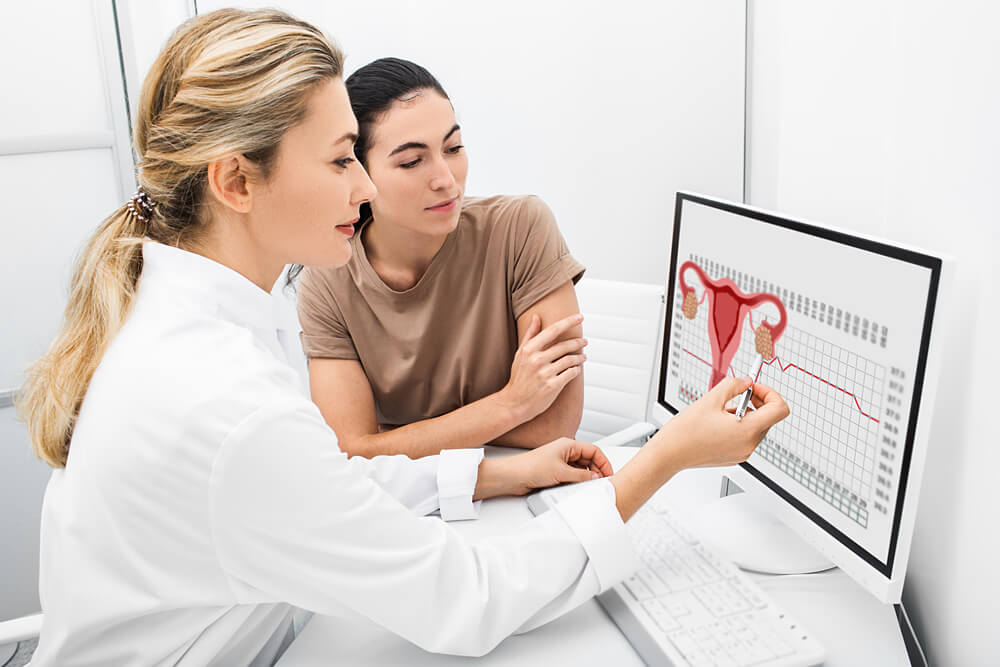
xmin=573 ymin=278 xmax=664 ymax=447
xmin=0 ymin=613 xmax=42 ymax=664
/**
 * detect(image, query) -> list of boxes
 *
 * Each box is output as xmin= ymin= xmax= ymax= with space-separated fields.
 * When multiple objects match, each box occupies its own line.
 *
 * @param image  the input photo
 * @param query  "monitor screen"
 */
xmin=657 ymin=193 xmax=943 ymax=591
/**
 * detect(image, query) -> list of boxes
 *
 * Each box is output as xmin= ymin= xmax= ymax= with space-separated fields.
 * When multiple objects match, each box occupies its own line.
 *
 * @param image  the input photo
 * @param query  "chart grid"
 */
xmin=672 ymin=285 xmax=885 ymax=528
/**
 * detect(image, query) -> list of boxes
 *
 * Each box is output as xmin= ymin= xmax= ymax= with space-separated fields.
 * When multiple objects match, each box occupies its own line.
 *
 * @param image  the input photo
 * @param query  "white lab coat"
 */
xmin=31 ymin=242 xmax=638 ymax=666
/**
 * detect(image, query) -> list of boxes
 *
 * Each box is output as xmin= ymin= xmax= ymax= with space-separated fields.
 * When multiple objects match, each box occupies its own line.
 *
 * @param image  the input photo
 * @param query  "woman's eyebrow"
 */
xmin=332 ymin=131 xmax=359 ymax=148
xmin=388 ymin=125 xmax=462 ymax=157
xmin=389 ymin=141 xmax=426 ymax=157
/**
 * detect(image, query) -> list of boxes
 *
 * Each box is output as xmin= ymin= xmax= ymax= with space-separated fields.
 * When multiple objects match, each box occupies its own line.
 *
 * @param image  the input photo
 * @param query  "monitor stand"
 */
xmin=0 ymin=642 xmax=16 ymax=664
xmin=695 ymin=490 xmax=835 ymax=575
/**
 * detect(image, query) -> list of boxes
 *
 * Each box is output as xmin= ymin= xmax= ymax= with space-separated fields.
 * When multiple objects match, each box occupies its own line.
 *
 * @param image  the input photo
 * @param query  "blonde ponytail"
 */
xmin=18 ymin=208 xmax=145 ymax=467
xmin=17 ymin=8 xmax=344 ymax=467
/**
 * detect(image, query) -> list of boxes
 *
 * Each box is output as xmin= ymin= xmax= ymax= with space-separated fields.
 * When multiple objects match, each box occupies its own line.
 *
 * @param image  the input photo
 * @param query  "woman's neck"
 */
xmin=190 ymin=213 xmax=284 ymax=293
xmin=363 ymin=216 xmax=450 ymax=291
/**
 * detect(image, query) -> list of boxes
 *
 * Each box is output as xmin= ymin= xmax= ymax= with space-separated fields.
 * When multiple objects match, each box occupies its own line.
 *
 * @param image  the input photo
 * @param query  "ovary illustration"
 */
xmin=679 ymin=261 xmax=788 ymax=389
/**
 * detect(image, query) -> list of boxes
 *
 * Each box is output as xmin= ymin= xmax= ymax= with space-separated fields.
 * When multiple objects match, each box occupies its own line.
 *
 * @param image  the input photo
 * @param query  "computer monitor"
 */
xmin=648 ymin=192 xmax=951 ymax=604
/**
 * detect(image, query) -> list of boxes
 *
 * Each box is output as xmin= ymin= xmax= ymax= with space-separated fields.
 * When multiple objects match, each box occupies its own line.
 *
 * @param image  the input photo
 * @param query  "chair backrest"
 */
xmin=574 ymin=278 xmax=664 ymax=442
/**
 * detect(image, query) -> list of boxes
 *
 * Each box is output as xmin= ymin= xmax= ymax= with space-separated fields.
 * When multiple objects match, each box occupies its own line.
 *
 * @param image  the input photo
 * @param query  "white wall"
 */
xmin=0 ymin=0 xmax=129 ymax=622
xmin=198 ymin=0 xmax=747 ymax=285
xmin=0 ymin=0 xmax=187 ymax=624
xmin=747 ymin=1 xmax=999 ymax=663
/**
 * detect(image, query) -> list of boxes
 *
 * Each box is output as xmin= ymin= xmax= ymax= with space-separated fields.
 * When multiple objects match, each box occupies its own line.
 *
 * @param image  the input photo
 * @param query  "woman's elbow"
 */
xmin=334 ymin=434 xmax=374 ymax=458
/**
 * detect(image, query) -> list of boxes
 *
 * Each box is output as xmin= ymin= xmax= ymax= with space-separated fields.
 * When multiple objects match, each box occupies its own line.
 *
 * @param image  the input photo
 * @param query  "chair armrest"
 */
xmin=0 ymin=613 xmax=43 ymax=644
xmin=594 ymin=422 xmax=657 ymax=448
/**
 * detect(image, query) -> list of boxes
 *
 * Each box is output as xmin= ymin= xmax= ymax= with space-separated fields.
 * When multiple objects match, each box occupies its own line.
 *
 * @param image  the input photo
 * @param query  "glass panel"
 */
xmin=0 ymin=2 xmax=113 ymax=137
xmin=0 ymin=149 xmax=121 ymax=390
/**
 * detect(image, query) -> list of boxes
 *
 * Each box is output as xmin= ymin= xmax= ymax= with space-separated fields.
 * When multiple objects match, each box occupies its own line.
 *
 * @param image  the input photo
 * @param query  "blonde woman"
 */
xmin=19 ymin=9 xmax=788 ymax=664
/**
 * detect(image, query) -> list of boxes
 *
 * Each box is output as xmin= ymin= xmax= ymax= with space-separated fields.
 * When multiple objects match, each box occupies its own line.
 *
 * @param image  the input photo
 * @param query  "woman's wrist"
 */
xmin=610 ymin=433 xmax=687 ymax=521
xmin=491 ymin=386 xmax=532 ymax=429
xmin=473 ymin=456 xmax=522 ymax=500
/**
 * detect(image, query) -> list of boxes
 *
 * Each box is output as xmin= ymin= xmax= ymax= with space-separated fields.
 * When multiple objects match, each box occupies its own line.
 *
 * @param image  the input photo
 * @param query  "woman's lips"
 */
xmin=426 ymin=198 xmax=457 ymax=213
xmin=335 ymin=218 xmax=359 ymax=236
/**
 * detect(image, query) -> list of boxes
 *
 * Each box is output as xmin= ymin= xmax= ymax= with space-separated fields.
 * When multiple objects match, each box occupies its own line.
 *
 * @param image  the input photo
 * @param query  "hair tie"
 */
xmin=126 ymin=188 xmax=157 ymax=223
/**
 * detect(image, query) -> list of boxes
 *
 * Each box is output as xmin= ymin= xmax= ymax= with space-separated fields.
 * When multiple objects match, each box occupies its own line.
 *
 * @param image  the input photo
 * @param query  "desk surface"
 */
xmin=277 ymin=447 xmax=909 ymax=666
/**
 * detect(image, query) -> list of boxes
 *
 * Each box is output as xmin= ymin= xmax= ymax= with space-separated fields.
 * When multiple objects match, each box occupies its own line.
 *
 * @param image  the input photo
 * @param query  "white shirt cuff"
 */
xmin=437 ymin=448 xmax=485 ymax=521
xmin=551 ymin=478 xmax=639 ymax=593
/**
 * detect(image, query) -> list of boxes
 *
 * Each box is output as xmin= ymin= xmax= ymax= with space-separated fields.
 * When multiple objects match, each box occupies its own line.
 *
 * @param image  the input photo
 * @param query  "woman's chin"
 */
xmin=423 ymin=211 xmax=461 ymax=236
xmin=304 ymin=241 xmax=353 ymax=270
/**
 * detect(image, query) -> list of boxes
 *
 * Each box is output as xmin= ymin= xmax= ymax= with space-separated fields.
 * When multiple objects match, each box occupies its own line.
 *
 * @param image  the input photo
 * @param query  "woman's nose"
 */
xmin=352 ymin=167 xmax=377 ymax=205
xmin=428 ymin=156 xmax=457 ymax=191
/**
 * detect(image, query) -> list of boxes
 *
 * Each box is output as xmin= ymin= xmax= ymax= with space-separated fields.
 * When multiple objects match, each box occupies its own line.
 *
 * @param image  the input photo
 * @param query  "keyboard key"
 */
xmin=637 ymin=568 xmax=671 ymax=597
xmin=623 ymin=575 xmax=654 ymax=601
xmin=737 ymin=636 xmax=777 ymax=665
xmin=660 ymin=569 xmax=697 ymax=592
xmin=705 ymin=643 xmax=740 ymax=667
xmin=728 ymin=577 xmax=768 ymax=609
xmin=692 ymin=585 xmax=729 ymax=617
xmin=662 ymin=593 xmax=692 ymax=617
xmin=708 ymin=620 xmax=733 ymax=643
xmin=703 ymin=580 xmax=751 ymax=616
xmin=666 ymin=630 xmax=713 ymax=667
xmin=641 ymin=599 xmax=680 ymax=634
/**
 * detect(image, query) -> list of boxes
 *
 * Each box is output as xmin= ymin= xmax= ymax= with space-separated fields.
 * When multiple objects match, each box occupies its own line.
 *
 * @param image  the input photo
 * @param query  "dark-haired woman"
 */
xmin=297 ymin=58 xmax=592 ymax=458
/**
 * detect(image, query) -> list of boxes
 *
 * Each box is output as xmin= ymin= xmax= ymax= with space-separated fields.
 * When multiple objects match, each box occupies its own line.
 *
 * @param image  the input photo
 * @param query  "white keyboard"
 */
xmin=527 ymin=485 xmax=826 ymax=667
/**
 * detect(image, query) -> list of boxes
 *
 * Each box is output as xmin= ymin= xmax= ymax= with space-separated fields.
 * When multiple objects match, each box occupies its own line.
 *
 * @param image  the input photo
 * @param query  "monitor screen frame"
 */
xmin=651 ymin=191 xmax=949 ymax=602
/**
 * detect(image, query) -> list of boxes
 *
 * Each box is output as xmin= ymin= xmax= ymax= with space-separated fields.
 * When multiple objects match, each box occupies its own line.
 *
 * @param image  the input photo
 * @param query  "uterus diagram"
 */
xmin=679 ymin=261 xmax=788 ymax=389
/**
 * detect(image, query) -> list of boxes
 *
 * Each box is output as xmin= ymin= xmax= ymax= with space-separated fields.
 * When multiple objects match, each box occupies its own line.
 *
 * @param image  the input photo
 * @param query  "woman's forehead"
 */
xmin=371 ymin=91 xmax=456 ymax=148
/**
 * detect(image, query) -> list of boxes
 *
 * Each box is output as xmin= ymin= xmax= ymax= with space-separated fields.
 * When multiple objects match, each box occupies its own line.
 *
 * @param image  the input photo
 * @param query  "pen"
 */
xmin=735 ymin=385 xmax=753 ymax=420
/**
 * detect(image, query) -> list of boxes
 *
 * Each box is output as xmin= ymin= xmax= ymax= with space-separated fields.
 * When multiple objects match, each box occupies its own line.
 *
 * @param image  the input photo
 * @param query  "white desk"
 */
xmin=276 ymin=446 xmax=910 ymax=666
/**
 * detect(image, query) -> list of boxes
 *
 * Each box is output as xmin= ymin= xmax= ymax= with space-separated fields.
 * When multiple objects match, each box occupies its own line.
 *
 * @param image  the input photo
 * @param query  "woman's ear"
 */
xmin=205 ymin=155 xmax=254 ymax=213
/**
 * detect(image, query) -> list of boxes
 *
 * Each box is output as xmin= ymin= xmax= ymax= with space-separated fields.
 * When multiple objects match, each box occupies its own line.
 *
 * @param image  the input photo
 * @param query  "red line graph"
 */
xmin=682 ymin=348 xmax=880 ymax=423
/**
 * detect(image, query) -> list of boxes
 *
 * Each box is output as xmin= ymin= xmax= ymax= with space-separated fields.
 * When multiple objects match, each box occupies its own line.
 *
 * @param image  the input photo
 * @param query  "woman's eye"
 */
xmin=333 ymin=157 xmax=355 ymax=168
xmin=399 ymin=158 xmax=421 ymax=169
xmin=446 ymin=144 xmax=464 ymax=154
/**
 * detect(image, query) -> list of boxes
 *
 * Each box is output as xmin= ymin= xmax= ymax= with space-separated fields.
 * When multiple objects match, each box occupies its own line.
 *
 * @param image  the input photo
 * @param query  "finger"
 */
xmin=520 ymin=314 xmax=542 ymax=347
xmin=745 ymin=381 xmax=780 ymax=410
xmin=707 ymin=375 xmax=753 ymax=408
xmin=555 ymin=460 xmax=596 ymax=484
xmin=552 ymin=365 xmax=581 ymax=387
xmin=535 ymin=337 xmax=588 ymax=362
xmin=743 ymin=383 xmax=790 ymax=430
xmin=523 ymin=313 xmax=584 ymax=352
xmin=569 ymin=442 xmax=614 ymax=477
xmin=549 ymin=353 xmax=586 ymax=376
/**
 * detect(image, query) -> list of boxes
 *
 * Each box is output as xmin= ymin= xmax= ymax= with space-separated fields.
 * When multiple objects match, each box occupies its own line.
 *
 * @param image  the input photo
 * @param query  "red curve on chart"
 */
xmin=682 ymin=348 xmax=880 ymax=423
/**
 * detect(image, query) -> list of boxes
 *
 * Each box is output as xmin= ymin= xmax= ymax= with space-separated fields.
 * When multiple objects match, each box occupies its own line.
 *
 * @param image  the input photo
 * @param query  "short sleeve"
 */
xmin=296 ymin=267 xmax=359 ymax=360
xmin=507 ymin=196 xmax=586 ymax=318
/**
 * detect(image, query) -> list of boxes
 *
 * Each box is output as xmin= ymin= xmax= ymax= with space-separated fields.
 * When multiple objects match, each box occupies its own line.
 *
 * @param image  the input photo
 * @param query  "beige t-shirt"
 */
xmin=297 ymin=194 xmax=585 ymax=429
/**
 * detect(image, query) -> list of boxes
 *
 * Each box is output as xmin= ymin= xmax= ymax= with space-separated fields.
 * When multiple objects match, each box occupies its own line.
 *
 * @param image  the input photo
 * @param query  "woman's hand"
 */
xmin=609 ymin=377 xmax=790 ymax=521
xmin=653 ymin=376 xmax=790 ymax=469
xmin=500 ymin=437 xmax=613 ymax=497
xmin=499 ymin=313 xmax=587 ymax=422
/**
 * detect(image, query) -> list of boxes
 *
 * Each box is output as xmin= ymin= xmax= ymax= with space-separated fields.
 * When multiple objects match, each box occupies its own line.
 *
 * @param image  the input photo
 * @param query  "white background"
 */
xmin=194 ymin=0 xmax=747 ymax=286
xmin=2 ymin=1 xmax=997 ymax=664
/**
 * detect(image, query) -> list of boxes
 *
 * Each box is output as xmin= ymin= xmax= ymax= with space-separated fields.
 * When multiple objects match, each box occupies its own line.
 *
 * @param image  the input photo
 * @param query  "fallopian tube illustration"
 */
xmin=679 ymin=260 xmax=788 ymax=389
